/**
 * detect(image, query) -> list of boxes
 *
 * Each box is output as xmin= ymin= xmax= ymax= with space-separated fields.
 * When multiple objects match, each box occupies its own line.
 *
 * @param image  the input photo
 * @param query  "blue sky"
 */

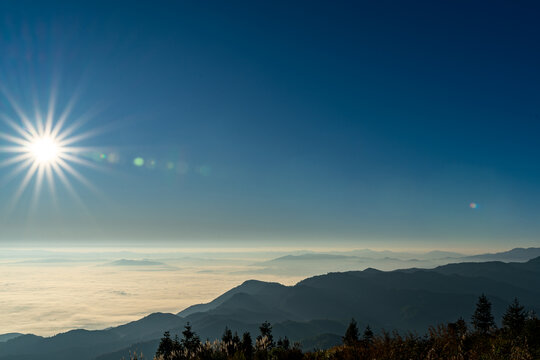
xmin=0 ymin=0 xmax=539 ymax=248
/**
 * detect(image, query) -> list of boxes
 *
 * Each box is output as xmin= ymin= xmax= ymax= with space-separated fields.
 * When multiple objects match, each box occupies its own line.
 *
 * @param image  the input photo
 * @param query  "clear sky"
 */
xmin=0 ymin=0 xmax=539 ymax=249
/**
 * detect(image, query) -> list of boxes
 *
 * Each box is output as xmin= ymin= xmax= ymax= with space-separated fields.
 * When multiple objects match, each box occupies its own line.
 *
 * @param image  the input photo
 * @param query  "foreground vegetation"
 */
xmin=141 ymin=295 xmax=540 ymax=360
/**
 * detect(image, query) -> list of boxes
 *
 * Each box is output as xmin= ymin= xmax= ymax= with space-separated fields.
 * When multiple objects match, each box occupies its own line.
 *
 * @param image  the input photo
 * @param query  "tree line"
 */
xmin=138 ymin=294 xmax=540 ymax=360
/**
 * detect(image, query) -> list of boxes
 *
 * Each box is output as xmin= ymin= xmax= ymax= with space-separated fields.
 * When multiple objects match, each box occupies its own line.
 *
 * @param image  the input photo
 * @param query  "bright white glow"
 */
xmin=28 ymin=136 xmax=61 ymax=164
xmin=0 ymin=86 xmax=104 ymax=209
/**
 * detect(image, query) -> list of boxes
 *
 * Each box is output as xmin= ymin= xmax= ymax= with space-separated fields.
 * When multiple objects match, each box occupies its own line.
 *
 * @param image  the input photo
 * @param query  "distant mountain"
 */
xmin=264 ymin=254 xmax=358 ymax=263
xmin=266 ymin=248 xmax=540 ymax=264
xmin=430 ymin=259 xmax=540 ymax=291
xmin=463 ymin=247 xmax=540 ymax=262
xmin=0 ymin=313 xmax=184 ymax=360
xmin=94 ymin=339 xmax=160 ymax=360
xmin=181 ymin=255 xmax=540 ymax=337
xmin=243 ymin=247 xmax=540 ymax=276
xmin=1 ymin=256 xmax=539 ymax=360
xmin=423 ymin=250 xmax=464 ymax=259
xmin=246 ymin=253 xmax=436 ymax=276
xmin=177 ymin=280 xmax=288 ymax=318
xmin=0 ymin=334 xmax=22 ymax=343
xmin=346 ymin=249 xmax=465 ymax=260
xmin=105 ymin=259 xmax=167 ymax=266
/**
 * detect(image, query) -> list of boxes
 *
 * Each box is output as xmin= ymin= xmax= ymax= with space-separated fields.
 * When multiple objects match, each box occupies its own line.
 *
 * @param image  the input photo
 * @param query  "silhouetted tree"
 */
xmin=503 ymin=298 xmax=526 ymax=336
xmin=232 ymin=331 xmax=241 ymax=352
xmin=472 ymin=294 xmax=495 ymax=334
xmin=153 ymin=295 xmax=540 ymax=360
xmin=180 ymin=322 xmax=200 ymax=358
xmin=524 ymin=312 xmax=540 ymax=358
xmin=257 ymin=321 xmax=274 ymax=350
xmin=173 ymin=334 xmax=181 ymax=354
xmin=343 ymin=318 xmax=359 ymax=346
xmin=156 ymin=331 xmax=174 ymax=360
xmin=242 ymin=331 xmax=253 ymax=360
xmin=277 ymin=336 xmax=290 ymax=350
xmin=455 ymin=317 xmax=468 ymax=337
xmin=362 ymin=325 xmax=374 ymax=346
xmin=222 ymin=326 xmax=235 ymax=356
xmin=272 ymin=337 xmax=302 ymax=360
xmin=222 ymin=326 xmax=233 ymax=343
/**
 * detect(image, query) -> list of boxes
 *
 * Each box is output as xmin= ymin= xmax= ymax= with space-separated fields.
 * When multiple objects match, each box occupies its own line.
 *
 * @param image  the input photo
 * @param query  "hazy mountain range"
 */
xmin=240 ymin=246 xmax=540 ymax=275
xmin=1 ymin=247 xmax=539 ymax=360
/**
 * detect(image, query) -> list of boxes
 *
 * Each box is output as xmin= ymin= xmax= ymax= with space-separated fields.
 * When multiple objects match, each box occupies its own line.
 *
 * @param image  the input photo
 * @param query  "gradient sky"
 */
xmin=0 ymin=0 xmax=539 ymax=249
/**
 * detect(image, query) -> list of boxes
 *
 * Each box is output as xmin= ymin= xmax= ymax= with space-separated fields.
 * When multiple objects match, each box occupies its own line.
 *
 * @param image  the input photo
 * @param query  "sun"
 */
xmin=28 ymin=136 xmax=62 ymax=165
xmin=0 ymin=87 xmax=104 ymax=209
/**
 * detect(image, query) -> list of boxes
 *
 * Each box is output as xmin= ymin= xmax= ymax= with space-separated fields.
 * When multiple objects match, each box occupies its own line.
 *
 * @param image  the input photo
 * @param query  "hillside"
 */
xmin=1 ymin=256 xmax=539 ymax=360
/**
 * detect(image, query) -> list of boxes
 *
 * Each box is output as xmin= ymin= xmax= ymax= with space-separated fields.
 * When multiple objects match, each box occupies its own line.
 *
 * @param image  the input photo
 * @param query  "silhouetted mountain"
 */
xmin=430 ymin=259 xmax=540 ymax=291
xmin=94 ymin=339 xmax=160 ymax=360
xmin=0 ymin=335 xmax=21 ymax=343
xmin=1 ymin=257 xmax=539 ymax=360
xmin=180 ymin=256 xmax=540 ymax=338
xmin=0 ymin=313 xmax=183 ymax=360
xmin=177 ymin=280 xmax=288 ymax=317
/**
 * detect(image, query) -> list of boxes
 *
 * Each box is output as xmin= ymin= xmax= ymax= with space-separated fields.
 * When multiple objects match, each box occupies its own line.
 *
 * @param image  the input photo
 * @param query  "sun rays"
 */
xmin=0 ymin=87 xmax=102 ymax=210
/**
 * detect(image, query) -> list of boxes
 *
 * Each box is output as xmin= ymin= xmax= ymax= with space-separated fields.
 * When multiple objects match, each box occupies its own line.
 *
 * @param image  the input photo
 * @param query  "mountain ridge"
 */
xmin=1 ymin=254 xmax=539 ymax=360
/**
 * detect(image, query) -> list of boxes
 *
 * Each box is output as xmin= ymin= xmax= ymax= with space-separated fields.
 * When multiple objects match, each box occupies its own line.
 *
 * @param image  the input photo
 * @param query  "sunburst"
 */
xmin=0 ymin=88 xmax=102 ymax=209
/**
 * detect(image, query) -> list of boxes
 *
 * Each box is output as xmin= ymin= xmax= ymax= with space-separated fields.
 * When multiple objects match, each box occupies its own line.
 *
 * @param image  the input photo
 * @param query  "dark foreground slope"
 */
xmin=1 ymin=257 xmax=539 ymax=360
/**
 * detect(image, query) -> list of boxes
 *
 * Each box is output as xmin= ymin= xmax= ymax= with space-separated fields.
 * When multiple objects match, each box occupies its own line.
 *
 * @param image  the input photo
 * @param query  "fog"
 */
xmin=0 ymin=246 xmax=514 ymax=336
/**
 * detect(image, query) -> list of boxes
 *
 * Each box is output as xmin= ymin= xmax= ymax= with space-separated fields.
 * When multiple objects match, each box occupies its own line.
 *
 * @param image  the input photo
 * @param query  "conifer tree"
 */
xmin=242 ymin=331 xmax=253 ymax=360
xmin=454 ymin=317 xmax=468 ymax=338
xmin=180 ymin=322 xmax=200 ymax=358
xmin=257 ymin=321 xmax=274 ymax=349
xmin=343 ymin=318 xmax=359 ymax=346
xmin=277 ymin=336 xmax=290 ymax=350
xmin=503 ymin=298 xmax=526 ymax=335
xmin=221 ymin=327 xmax=235 ymax=355
xmin=156 ymin=331 xmax=174 ymax=360
xmin=232 ymin=331 xmax=241 ymax=348
xmin=362 ymin=325 xmax=374 ymax=345
xmin=472 ymin=294 xmax=495 ymax=334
